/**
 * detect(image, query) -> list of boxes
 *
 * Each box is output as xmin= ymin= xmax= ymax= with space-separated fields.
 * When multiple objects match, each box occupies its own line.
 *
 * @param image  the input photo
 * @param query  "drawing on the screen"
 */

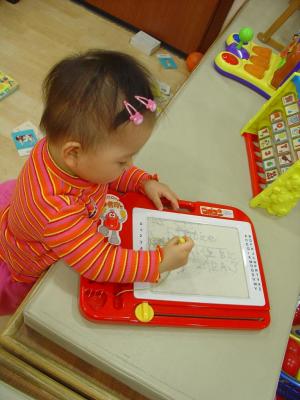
xmin=147 ymin=217 xmax=249 ymax=298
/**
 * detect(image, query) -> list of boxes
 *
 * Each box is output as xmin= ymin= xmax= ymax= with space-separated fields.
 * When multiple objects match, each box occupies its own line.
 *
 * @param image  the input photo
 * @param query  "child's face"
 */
xmin=65 ymin=117 xmax=154 ymax=184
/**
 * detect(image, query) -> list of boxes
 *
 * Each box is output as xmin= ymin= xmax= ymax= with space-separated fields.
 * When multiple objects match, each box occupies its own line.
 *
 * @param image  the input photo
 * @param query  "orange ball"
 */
xmin=186 ymin=52 xmax=203 ymax=72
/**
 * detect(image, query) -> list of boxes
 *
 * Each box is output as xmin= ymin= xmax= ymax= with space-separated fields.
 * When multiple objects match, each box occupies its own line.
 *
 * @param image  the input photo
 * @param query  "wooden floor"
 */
xmin=0 ymin=0 xmax=189 ymax=182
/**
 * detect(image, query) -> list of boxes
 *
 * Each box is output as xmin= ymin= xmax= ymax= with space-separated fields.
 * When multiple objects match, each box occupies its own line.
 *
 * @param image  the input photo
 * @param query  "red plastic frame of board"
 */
xmin=79 ymin=192 xmax=270 ymax=330
xmin=243 ymin=132 xmax=266 ymax=197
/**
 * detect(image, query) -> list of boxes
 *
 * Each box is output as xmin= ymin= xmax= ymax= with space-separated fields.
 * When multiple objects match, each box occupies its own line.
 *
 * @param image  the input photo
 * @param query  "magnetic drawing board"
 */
xmin=133 ymin=208 xmax=265 ymax=307
xmin=147 ymin=218 xmax=248 ymax=298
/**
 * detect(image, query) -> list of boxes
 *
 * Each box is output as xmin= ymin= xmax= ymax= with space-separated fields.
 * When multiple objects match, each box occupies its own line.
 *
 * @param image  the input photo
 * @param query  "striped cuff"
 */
xmin=146 ymin=247 xmax=162 ymax=283
xmin=138 ymin=173 xmax=159 ymax=195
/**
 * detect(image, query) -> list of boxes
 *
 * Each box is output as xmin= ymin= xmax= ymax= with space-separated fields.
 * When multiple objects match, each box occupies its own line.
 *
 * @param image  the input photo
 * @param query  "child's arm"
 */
xmin=43 ymin=208 xmax=161 ymax=282
xmin=43 ymin=208 xmax=193 ymax=282
xmin=109 ymin=166 xmax=179 ymax=210
xmin=108 ymin=165 xmax=158 ymax=194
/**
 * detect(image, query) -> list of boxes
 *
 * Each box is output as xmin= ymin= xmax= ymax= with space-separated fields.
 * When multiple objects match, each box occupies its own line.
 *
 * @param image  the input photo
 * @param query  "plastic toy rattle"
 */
xmin=226 ymin=27 xmax=254 ymax=60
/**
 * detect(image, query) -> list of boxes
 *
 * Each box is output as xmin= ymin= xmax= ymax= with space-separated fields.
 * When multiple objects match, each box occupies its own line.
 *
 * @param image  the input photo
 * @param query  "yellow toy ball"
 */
xmin=135 ymin=302 xmax=154 ymax=323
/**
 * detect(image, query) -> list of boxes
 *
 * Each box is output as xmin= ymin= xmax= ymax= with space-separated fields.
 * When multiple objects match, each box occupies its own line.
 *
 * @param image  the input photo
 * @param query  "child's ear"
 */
xmin=62 ymin=141 xmax=82 ymax=170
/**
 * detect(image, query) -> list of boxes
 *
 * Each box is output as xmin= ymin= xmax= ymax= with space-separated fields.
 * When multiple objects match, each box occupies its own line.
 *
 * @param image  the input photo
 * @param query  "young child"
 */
xmin=0 ymin=50 xmax=194 ymax=315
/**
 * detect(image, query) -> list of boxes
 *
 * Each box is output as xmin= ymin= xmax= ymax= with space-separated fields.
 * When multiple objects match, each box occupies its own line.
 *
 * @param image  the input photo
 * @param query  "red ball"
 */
xmin=186 ymin=52 xmax=203 ymax=72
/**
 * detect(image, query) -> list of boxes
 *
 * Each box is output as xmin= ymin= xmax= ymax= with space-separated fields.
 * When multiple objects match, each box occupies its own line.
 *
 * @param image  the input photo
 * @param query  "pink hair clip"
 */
xmin=123 ymin=96 xmax=157 ymax=125
xmin=123 ymin=101 xmax=143 ymax=125
xmin=134 ymin=96 xmax=157 ymax=112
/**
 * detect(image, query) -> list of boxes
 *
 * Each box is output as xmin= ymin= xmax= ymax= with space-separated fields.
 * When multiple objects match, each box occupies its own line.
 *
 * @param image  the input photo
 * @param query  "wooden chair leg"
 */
xmin=257 ymin=0 xmax=300 ymax=51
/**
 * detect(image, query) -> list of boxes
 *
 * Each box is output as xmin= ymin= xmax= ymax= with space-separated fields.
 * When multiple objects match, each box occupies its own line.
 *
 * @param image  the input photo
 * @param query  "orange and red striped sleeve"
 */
xmin=108 ymin=166 xmax=158 ymax=194
xmin=43 ymin=207 xmax=161 ymax=283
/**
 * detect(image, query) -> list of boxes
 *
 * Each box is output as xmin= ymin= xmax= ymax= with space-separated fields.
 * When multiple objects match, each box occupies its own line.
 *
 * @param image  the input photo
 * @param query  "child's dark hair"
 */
xmin=40 ymin=50 xmax=155 ymax=150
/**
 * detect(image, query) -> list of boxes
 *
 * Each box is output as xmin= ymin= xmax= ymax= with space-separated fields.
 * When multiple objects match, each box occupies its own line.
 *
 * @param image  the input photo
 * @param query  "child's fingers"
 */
xmin=180 ymin=237 xmax=194 ymax=250
xmin=162 ymin=190 xmax=179 ymax=210
xmin=167 ymin=236 xmax=181 ymax=246
xmin=152 ymin=194 xmax=164 ymax=210
xmin=167 ymin=236 xmax=194 ymax=249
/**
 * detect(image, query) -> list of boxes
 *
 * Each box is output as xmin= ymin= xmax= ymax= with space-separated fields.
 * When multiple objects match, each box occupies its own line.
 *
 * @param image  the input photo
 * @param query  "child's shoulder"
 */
xmin=27 ymin=136 xmax=47 ymax=164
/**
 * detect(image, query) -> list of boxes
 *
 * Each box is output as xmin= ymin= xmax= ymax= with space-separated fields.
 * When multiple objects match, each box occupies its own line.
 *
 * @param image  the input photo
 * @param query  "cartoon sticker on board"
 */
xmin=98 ymin=194 xmax=127 ymax=245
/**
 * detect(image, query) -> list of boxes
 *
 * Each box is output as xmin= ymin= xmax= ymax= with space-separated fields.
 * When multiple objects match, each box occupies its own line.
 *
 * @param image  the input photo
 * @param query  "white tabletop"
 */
xmin=24 ymin=1 xmax=300 ymax=399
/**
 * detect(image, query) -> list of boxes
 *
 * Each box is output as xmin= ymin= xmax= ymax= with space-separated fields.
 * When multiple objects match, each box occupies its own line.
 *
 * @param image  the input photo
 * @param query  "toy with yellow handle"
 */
xmin=226 ymin=27 xmax=254 ymax=59
xmin=135 ymin=302 xmax=154 ymax=323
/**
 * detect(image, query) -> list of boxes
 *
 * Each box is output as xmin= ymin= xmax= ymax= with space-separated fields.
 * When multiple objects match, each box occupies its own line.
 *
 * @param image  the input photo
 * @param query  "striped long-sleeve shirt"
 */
xmin=0 ymin=138 xmax=161 ymax=283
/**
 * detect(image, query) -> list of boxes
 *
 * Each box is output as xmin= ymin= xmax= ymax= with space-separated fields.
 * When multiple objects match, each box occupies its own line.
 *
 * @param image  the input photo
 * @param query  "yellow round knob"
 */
xmin=135 ymin=302 xmax=154 ymax=323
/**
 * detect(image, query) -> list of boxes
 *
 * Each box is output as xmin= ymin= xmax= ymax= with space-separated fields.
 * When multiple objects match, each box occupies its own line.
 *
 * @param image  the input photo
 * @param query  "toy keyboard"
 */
xmin=241 ymin=72 xmax=300 ymax=215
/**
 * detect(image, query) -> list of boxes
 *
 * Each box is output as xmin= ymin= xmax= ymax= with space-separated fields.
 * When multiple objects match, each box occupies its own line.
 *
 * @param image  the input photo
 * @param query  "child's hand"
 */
xmin=159 ymin=236 xmax=194 ymax=274
xmin=142 ymin=180 xmax=179 ymax=210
